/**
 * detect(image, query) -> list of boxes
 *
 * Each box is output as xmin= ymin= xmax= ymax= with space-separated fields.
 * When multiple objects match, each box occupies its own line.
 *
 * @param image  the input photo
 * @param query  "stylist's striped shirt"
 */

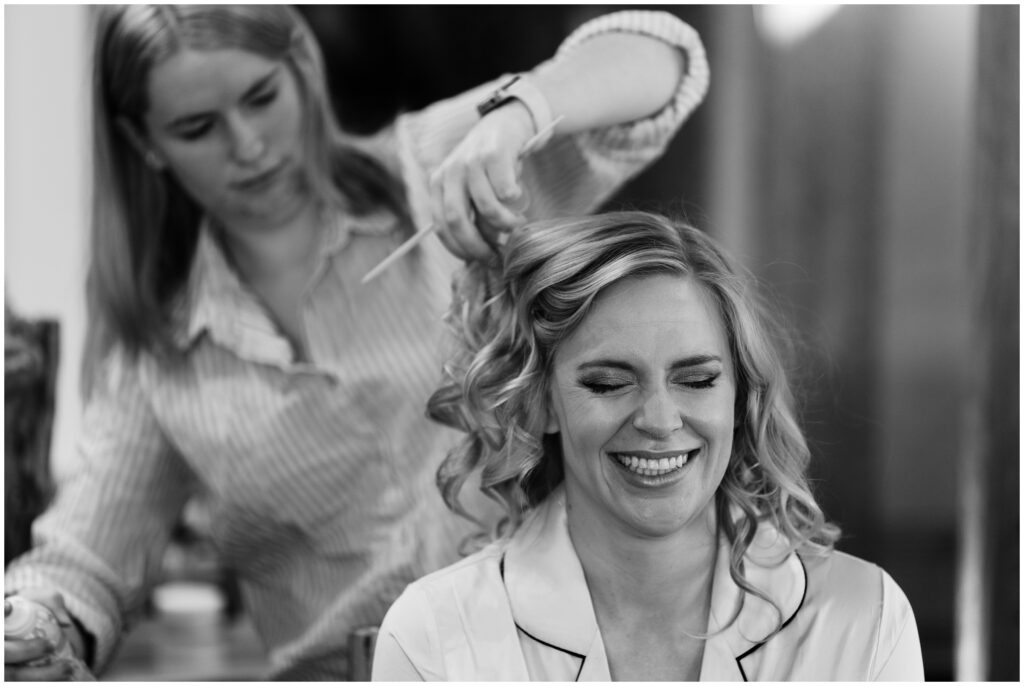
xmin=5 ymin=10 xmax=709 ymax=678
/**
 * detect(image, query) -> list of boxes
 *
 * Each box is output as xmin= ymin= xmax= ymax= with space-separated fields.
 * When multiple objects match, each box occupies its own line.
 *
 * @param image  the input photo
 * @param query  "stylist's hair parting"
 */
xmin=428 ymin=210 xmax=840 ymax=626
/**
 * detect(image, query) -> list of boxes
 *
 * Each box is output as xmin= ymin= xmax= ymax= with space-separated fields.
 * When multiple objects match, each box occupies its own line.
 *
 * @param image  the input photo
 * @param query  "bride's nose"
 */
xmin=632 ymin=385 xmax=684 ymax=438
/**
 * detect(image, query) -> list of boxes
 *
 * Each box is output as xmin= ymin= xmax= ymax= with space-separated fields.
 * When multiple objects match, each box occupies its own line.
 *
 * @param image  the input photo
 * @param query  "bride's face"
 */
xmin=546 ymin=273 xmax=736 ymax=540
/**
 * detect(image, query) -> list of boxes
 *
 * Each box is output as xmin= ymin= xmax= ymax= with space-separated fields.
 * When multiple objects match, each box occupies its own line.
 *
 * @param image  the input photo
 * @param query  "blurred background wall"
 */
xmin=5 ymin=4 xmax=90 ymax=486
xmin=5 ymin=4 xmax=1018 ymax=681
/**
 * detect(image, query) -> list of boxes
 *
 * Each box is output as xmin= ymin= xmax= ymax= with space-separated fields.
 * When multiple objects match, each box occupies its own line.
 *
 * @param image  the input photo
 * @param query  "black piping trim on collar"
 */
xmin=734 ymin=553 xmax=810 ymax=681
xmin=515 ymin=623 xmax=587 ymax=662
xmin=499 ymin=554 xmax=588 ymax=677
xmin=574 ymin=657 xmax=586 ymax=681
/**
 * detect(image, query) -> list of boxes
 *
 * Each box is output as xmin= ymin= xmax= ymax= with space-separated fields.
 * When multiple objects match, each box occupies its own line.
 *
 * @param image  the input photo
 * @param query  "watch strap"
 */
xmin=476 ymin=74 xmax=556 ymax=149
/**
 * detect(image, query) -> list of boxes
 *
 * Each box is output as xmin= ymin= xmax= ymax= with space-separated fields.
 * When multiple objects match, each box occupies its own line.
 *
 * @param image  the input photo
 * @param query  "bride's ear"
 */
xmin=543 ymin=394 xmax=559 ymax=434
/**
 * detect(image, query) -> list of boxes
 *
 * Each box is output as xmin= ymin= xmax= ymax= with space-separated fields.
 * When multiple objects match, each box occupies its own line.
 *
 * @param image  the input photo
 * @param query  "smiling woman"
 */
xmin=547 ymin=274 xmax=736 ymax=544
xmin=372 ymin=211 xmax=926 ymax=681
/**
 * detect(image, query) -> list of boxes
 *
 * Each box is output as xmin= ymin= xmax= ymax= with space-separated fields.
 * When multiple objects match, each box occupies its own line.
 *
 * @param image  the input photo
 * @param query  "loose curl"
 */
xmin=428 ymin=211 xmax=840 ymax=630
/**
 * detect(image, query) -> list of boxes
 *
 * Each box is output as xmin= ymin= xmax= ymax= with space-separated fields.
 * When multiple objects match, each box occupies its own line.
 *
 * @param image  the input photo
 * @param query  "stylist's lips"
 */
xmin=234 ymin=161 xmax=284 ymax=192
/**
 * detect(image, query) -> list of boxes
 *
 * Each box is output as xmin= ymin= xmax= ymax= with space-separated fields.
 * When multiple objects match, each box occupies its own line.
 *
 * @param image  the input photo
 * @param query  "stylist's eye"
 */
xmin=249 ymin=88 xmax=278 ymax=108
xmin=176 ymin=120 xmax=214 ymax=141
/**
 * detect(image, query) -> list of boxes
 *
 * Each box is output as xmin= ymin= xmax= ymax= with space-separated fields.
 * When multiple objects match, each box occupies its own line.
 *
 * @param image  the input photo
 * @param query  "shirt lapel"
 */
xmin=575 ymin=631 xmax=613 ymax=681
xmin=701 ymin=519 xmax=807 ymax=681
xmin=504 ymin=487 xmax=605 ymax=673
xmin=505 ymin=492 xmax=806 ymax=682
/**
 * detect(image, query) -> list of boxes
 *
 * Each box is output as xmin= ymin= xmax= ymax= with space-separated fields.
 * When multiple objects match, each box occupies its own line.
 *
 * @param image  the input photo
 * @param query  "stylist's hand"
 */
xmin=5 ymin=591 xmax=93 ymax=681
xmin=430 ymin=102 xmax=536 ymax=261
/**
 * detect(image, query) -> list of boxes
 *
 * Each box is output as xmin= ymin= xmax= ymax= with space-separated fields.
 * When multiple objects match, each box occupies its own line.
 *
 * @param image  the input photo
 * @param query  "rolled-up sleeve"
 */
xmin=4 ymin=350 xmax=196 ymax=673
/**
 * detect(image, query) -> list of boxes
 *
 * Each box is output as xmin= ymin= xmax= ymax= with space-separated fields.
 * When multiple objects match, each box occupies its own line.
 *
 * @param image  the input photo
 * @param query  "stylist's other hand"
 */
xmin=430 ymin=101 xmax=535 ymax=261
xmin=5 ymin=591 xmax=93 ymax=681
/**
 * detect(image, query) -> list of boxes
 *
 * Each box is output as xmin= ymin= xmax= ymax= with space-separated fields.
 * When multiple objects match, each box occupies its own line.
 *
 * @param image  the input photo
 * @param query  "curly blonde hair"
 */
xmin=428 ymin=211 xmax=840 ymax=623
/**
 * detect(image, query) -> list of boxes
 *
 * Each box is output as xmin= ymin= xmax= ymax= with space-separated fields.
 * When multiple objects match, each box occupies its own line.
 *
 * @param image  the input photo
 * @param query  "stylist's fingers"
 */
xmin=429 ymin=165 xmax=466 ymax=260
xmin=6 ymin=662 xmax=76 ymax=681
xmin=5 ymin=660 xmax=75 ymax=682
xmin=431 ymin=167 xmax=492 ymax=261
xmin=5 ymin=637 xmax=50 ymax=665
xmin=486 ymin=145 xmax=527 ymax=211
xmin=5 ymin=637 xmax=75 ymax=681
xmin=466 ymin=166 xmax=523 ymax=246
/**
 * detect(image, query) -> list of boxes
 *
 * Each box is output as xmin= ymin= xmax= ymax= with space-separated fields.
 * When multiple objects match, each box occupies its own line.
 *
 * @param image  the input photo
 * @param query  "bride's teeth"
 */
xmin=616 ymin=452 xmax=694 ymax=475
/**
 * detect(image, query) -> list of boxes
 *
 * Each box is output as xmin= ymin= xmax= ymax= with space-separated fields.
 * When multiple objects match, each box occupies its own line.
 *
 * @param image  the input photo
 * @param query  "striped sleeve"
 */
xmin=4 ymin=349 xmax=196 ymax=673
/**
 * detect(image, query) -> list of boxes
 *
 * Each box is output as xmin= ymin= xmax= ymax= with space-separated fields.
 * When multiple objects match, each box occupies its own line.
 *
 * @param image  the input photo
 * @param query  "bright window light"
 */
xmin=755 ymin=5 xmax=842 ymax=47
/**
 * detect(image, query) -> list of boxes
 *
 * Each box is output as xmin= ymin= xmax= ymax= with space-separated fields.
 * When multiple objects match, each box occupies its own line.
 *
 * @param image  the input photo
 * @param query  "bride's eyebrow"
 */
xmin=669 ymin=355 xmax=722 ymax=371
xmin=577 ymin=354 xmax=721 ymax=373
xmin=577 ymin=359 xmax=634 ymax=372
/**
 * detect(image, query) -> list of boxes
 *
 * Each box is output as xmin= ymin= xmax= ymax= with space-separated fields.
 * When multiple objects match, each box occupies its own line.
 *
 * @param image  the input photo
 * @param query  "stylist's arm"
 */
xmin=430 ymin=22 xmax=689 ymax=260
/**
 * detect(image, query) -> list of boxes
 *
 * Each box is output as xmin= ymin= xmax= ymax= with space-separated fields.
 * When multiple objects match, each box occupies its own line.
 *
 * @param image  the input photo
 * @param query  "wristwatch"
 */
xmin=476 ymin=74 xmax=555 ymax=149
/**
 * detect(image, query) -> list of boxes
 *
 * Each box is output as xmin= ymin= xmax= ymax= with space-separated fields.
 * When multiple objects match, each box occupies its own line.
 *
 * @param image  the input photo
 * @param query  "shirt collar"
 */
xmin=700 ymin=514 xmax=808 ymax=680
xmin=172 ymin=209 xmax=401 ymax=360
xmin=172 ymin=219 xmax=296 ymax=366
xmin=502 ymin=487 xmax=807 ymax=680
xmin=504 ymin=487 xmax=599 ymax=657
xmin=175 ymin=221 xmax=250 ymax=346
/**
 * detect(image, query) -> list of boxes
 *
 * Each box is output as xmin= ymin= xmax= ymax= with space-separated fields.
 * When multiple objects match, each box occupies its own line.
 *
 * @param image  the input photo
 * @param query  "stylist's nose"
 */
xmin=227 ymin=113 xmax=265 ymax=164
xmin=633 ymin=385 xmax=684 ymax=438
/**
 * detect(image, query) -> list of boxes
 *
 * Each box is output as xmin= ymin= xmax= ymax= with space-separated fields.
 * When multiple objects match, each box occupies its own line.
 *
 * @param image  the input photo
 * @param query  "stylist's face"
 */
xmin=547 ymin=274 xmax=736 ymax=540
xmin=143 ymin=48 xmax=308 ymax=229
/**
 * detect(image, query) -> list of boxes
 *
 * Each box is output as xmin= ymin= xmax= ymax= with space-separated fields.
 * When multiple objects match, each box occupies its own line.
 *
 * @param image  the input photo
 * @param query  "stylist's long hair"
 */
xmin=429 ymin=211 xmax=841 ymax=628
xmin=85 ymin=5 xmax=407 ymax=395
